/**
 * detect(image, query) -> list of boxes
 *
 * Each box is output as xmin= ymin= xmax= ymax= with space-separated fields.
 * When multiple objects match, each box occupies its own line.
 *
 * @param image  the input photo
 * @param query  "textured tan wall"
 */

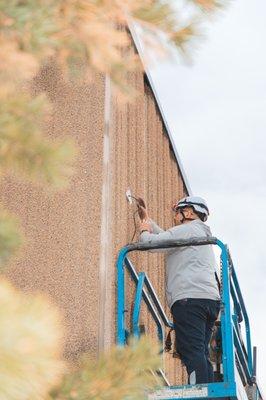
xmin=105 ymin=71 xmax=189 ymax=385
xmin=1 ymin=64 xmax=106 ymax=359
xmin=1 ymin=63 xmax=188 ymax=384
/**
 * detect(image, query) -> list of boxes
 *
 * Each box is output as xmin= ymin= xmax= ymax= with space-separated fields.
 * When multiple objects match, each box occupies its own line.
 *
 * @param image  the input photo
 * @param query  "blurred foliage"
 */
xmin=0 ymin=0 xmax=223 ymax=89
xmin=0 ymin=209 xmax=22 ymax=271
xmin=0 ymin=279 xmax=65 ymax=400
xmin=192 ymin=0 xmax=224 ymax=12
xmin=0 ymin=88 xmax=76 ymax=187
xmin=51 ymin=337 xmax=162 ymax=400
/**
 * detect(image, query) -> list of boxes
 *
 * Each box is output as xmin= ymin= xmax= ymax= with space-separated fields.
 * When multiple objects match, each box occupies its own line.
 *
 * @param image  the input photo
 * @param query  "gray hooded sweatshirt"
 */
xmin=140 ymin=219 xmax=220 ymax=309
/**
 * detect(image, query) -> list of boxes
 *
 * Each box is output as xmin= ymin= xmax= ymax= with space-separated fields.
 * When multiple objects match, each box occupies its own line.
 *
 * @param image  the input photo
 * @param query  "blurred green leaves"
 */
xmin=0 ymin=90 xmax=76 ymax=187
xmin=0 ymin=0 xmax=59 ymax=55
xmin=0 ymin=0 xmax=224 ymax=90
xmin=51 ymin=337 xmax=162 ymax=400
xmin=0 ymin=210 xmax=21 ymax=271
xmin=0 ymin=279 xmax=65 ymax=400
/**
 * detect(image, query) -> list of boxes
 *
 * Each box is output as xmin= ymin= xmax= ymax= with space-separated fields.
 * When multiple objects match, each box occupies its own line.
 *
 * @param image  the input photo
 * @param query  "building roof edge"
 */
xmin=128 ymin=22 xmax=193 ymax=196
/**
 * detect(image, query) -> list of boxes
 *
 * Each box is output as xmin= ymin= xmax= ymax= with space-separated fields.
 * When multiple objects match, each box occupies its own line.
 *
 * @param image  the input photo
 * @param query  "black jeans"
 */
xmin=171 ymin=298 xmax=220 ymax=385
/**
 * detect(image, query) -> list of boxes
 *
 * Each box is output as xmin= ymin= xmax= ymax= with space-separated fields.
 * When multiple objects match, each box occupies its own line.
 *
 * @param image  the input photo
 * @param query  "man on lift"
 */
xmin=138 ymin=196 xmax=220 ymax=385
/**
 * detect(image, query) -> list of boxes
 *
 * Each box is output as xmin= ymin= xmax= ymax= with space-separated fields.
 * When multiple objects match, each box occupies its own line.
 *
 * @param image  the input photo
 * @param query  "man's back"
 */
xmin=140 ymin=219 xmax=220 ymax=307
xmin=165 ymin=219 xmax=220 ymax=307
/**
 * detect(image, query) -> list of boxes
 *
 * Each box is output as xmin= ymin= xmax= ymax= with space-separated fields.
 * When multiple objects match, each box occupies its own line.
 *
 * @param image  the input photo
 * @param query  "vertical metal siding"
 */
xmin=108 ymin=74 xmax=188 ymax=384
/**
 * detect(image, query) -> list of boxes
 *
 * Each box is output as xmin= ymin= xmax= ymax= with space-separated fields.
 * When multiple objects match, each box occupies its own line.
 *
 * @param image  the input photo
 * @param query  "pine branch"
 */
xmin=0 ymin=209 xmax=22 ymax=271
xmin=51 ymin=337 xmax=162 ymax=400
xmin=0 ymin=279 xmax=65 ymax=400
xmin=0 ymin=88 xmax=76 ymax=188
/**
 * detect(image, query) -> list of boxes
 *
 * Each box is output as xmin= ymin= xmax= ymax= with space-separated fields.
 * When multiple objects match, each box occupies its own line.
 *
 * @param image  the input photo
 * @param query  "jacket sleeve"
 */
xmin=149 ymin=219 xmax=164 ymax=234
xmin=140 ymin=228 xmax=174 ymax=243
xmin=139 ymin=222 xmax=187 ymax=253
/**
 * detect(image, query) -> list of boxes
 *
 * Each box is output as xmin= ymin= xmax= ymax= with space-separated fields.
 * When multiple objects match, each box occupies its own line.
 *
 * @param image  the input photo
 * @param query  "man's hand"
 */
xmin=137 ymin=197 xmax=148 ymax=221
xmin=136 ymin=197 xmax=151 ymax=233
xmin=137 ymin=205 xmax=148 ymax=221
xmin=139 ymin=219 xmax=152 ymax=233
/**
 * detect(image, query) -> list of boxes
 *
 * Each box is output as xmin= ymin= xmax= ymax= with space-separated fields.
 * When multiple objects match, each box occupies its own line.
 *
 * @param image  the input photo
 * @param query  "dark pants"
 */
xmin=171 ymin=298 xmax=220 ymax=385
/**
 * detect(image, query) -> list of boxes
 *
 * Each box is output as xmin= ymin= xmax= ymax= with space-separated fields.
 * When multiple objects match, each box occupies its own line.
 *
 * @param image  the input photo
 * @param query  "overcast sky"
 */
xmin=138 ymin=0 xmax=266 ymax=392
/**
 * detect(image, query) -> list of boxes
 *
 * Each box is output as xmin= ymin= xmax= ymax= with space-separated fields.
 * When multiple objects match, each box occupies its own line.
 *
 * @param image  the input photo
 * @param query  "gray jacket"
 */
xmin=140 ymin=219 xmax=220 ymax=308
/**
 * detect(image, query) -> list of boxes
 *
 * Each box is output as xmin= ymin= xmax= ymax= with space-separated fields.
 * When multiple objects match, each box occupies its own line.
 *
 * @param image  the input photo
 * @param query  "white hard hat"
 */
xmin=173 ymin=196 xmax=209 ymax=222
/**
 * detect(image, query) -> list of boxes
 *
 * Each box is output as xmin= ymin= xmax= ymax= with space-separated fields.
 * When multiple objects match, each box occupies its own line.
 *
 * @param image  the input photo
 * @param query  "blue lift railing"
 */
xmin=126 ymin=257 xmax=173 ymax=340
xmin=116 ymin=237 xmax=263 ymax=400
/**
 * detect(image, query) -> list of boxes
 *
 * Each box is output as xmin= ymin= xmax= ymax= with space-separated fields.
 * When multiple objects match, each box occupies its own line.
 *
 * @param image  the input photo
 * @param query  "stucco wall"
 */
xmin=1 ymin=63 xmax=188 ymax=384
xmin=1 ymin=64 xmax=106 ymax=359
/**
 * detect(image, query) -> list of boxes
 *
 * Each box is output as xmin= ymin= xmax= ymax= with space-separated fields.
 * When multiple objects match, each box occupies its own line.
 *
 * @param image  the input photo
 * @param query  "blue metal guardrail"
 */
xmin=125 ymin=256 xmax=173 ymax=343
xmin=116 ymin=237 xmax=263 ymax=400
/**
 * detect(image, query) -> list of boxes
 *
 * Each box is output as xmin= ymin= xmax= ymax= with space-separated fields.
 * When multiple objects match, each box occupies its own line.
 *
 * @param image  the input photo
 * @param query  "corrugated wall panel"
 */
xmin=108 ymin=75 xmax=188 ymax=384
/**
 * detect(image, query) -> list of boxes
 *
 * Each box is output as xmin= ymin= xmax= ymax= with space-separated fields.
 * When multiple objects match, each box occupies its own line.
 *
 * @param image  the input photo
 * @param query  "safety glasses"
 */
xmin=172 ymin=204 xmax=182 ymax=213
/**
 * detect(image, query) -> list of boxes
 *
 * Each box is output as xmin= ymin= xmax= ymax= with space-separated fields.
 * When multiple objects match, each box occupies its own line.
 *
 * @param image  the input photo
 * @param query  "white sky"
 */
xmin=138 ymin=0 xmax=266 ymax=392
